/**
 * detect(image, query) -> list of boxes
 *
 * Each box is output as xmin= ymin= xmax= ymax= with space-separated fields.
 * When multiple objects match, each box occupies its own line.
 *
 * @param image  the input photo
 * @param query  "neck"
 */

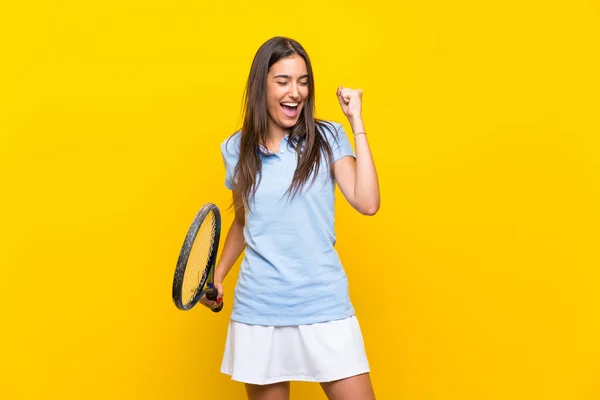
xmin=264 ymin=121 xmax=290 ymax=151
xmin=267 ymin=121 xmax=290 ymax=141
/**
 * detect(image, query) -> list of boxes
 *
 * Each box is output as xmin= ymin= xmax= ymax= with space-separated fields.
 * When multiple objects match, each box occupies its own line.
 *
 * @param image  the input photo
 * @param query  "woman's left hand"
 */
xmin=336 ymin=86 xmax=363 ymax=121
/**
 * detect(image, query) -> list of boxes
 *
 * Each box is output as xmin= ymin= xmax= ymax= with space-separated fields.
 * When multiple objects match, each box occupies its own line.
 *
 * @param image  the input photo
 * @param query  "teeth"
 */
xmin=282 ymin=102 xmax=298 ymax=107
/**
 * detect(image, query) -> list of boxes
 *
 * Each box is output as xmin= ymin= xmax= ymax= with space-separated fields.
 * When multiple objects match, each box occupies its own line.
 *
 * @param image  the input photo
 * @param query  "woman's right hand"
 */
xmin=199 ymin=282 xmax=224 ymax=311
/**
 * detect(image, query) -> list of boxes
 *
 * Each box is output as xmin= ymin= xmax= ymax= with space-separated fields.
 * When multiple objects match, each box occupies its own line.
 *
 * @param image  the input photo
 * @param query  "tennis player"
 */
xmin=200 ymin=36 xmax=380 ymax=400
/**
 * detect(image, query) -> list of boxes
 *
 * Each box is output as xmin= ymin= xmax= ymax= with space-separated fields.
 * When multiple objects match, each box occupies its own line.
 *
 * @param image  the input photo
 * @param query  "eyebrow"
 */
xmin=273 ymin=74 xmax=309 ymax=79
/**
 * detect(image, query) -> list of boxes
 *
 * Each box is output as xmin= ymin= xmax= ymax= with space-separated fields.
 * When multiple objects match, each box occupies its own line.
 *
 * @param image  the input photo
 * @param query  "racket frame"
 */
xmin=172 ymin=202 xmax=222 ymax=311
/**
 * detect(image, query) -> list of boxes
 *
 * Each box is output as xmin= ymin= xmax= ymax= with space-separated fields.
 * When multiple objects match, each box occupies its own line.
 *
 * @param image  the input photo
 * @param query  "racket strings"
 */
xmin=182 ymin=211 xmax=217 ymax=305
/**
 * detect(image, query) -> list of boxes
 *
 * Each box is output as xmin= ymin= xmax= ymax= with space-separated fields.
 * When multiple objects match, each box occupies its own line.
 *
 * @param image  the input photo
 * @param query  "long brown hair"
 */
xmin=228 ymin=36 xmax=337 ymax=212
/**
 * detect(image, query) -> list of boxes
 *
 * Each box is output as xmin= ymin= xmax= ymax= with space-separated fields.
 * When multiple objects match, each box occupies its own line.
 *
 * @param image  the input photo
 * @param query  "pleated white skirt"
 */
xmin=220 ymin=315 xmax=370 ymax=385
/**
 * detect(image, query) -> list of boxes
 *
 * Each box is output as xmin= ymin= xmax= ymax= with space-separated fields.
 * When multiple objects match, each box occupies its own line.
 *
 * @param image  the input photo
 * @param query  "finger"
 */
xmin=199 ymin=291 xmax=217 ymax=307
xmin=200 ymin=295 xmax=216 ymax=307
xmin=340 ymin=91 xmax=351 ymax=104
xmin=341 ymin=90 xmax=354 ymax=104
xmin=337 ymin=87 xmax=345 ymax=104
xmin=199 ymin=298 xmax=213 ymax=308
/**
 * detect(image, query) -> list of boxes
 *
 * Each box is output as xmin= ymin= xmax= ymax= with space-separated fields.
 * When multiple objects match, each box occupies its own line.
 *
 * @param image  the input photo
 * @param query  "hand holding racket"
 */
xmin=172 ymin=202 xmax=224 ymax=313
xmin=199 ymin=281 xmax=224 ymax=311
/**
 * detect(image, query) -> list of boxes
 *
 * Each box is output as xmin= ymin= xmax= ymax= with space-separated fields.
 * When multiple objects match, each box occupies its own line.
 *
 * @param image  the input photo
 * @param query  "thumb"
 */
xmin=336 ymin=86 xmax=345 ymax=104
xmin=215 ymin=282 xmax=224 ymax=302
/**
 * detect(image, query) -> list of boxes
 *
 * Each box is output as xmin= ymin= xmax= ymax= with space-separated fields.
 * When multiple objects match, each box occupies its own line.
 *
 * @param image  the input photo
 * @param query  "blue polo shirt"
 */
xmin=220 ymin=121 xmax=356 ymax=326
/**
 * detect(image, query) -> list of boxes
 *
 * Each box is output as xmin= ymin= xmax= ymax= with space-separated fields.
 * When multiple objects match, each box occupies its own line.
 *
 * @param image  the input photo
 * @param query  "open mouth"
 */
xmin=281 ymin=102 xmax=300 ymax=118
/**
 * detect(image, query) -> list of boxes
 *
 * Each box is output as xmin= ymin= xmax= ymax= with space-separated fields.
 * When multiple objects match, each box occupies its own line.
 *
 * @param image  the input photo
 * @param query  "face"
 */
xmin=265 ymin=55 xmax=309 ymax=132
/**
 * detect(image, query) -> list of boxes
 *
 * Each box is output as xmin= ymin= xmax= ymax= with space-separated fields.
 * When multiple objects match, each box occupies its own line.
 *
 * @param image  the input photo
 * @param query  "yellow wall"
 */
xmin=1 ymin=0 xmax=599 ymax=399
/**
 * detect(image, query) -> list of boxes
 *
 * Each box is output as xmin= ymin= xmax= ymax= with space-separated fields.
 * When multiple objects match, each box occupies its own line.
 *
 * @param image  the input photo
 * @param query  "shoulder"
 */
xmin=220 ymin=130 xmax=242 ymax=159
xmin=316 ymin=119 xmax=343 ymax=136
xmin=316 ymin=120 xmax=354 ymax=161
xmin=316 ymin=120 xmax=346 ymax=144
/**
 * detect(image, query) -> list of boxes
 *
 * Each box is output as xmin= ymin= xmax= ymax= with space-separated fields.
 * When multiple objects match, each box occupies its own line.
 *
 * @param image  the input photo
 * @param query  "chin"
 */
xmin=280 ymin=118 xmax=299 ymax=128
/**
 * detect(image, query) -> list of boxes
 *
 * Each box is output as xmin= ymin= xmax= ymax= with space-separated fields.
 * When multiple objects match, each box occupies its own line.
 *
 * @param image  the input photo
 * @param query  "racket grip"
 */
xmin=206 ymin=287 xmax=224 ymax=313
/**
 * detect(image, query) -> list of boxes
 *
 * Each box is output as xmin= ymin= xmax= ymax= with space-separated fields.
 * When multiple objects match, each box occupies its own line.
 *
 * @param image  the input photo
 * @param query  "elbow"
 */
xmin=358 ymin=201 xmax=380 ymax=216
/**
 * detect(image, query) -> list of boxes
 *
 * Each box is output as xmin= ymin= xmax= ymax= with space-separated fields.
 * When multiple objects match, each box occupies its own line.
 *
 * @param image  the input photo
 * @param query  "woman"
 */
xmin=200 ymin=36 xmax=380 ymax=400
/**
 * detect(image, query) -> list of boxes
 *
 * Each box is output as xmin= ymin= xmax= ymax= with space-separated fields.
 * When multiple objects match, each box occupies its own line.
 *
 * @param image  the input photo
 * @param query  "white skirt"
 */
xmin=220 ymin=315 xmax=370 ymax=385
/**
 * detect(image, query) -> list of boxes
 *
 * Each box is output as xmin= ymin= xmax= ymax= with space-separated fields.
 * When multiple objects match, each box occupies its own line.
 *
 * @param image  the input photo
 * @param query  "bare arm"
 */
xmin=334 ymin=135 xmax=380 ymax=215
xmin=214 ymin=191 xmax=246 ymax=283
xmin=333 ymin=87 xmax=380 ymax=216
xmin=200 ymin=194 xmax=245 ymax=310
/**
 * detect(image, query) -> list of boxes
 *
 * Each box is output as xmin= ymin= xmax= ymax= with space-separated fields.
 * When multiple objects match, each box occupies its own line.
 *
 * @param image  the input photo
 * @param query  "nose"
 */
xmin=288 ymin=83 xmax=300 ymax=99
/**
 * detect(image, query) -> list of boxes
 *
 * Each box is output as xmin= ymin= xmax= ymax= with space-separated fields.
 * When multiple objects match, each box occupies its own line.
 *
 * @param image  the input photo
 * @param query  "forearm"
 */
xmin=350 ymin=118 xmax=380 ymax=214
xmin=214 ymin=218 xmax=245 ymax=283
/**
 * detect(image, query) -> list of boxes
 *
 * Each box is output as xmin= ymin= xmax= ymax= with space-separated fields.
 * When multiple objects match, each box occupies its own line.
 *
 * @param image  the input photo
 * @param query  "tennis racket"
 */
xmin=172 ymin=202 xmax=223 ymax=312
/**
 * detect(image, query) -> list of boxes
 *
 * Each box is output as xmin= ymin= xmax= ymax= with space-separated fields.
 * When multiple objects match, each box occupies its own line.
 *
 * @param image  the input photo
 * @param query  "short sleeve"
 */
xmin=220 ymin=133 xmax=241 ymax=190
xmin=328 ymin=122 xmax=355 ymax=162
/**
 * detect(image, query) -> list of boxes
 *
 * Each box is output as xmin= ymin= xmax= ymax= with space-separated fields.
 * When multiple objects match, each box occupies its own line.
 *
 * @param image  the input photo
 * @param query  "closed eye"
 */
xmin=276 ymin=81 xmax=307 ymax=86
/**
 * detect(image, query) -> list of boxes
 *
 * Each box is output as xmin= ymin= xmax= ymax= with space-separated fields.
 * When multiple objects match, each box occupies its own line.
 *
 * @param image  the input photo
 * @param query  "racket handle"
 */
xmin=205 ymin=287 xmax=224 ymax=313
